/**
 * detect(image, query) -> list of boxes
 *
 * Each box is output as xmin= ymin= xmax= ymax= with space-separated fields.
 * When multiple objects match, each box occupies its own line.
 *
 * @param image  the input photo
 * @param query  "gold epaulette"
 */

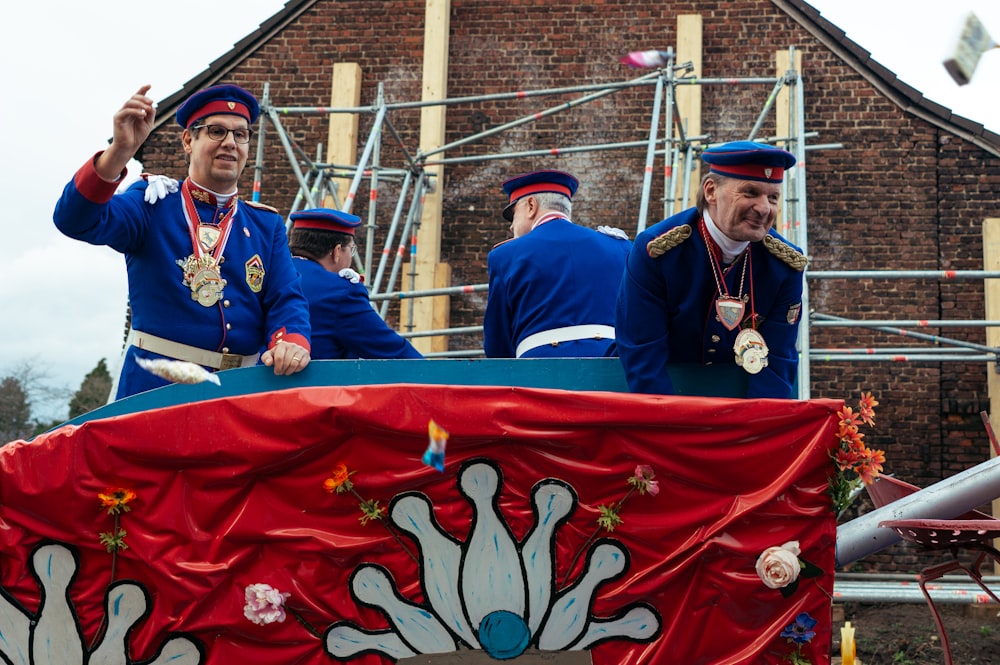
xmin=646 ymin=224 xmax=692 ymax=258
xmin=242 ymin=200 xmax=279 ymax=214
xmin=763 ymin=235 xmax=809 ymax=271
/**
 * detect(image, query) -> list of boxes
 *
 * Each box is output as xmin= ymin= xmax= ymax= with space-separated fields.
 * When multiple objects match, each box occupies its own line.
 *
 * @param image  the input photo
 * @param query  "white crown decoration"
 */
xmin=325 ymin=459 xmax=661 ymax=661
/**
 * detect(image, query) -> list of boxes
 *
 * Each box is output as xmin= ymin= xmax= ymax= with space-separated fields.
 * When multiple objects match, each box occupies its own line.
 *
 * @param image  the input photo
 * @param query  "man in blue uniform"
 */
xmin=288 ymin=209 xmax=423 ymax=360
xmin=616 ymin=141 xmax=806 ymax=398
xmin=484 ymin=170 xmax=631 ymax=358
xmin=53 ymin=84 xmax=312 ymax=399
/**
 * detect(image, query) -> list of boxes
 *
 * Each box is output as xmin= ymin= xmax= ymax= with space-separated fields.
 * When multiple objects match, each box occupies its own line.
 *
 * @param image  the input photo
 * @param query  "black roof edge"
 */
xmin=772 ymin=0 xmax=1000 ymax=157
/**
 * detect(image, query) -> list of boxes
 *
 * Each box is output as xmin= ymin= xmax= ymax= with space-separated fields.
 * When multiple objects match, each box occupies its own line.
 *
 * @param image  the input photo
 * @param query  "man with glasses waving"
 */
xmin=53 ymin=83 xmax=312 ymax=399
xmin=287 ymin=209 xmax=422 ymax=360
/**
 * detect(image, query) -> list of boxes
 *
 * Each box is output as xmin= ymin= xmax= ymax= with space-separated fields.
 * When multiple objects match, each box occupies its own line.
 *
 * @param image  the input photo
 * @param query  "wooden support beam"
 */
xmin=674 ymin=15 xmax=702 ymax=214
xmin=775 ymin=48 xmax=802 ymax=237
xmin=413 ymin=0 xmax=451 ymax=354
xmin=325 ymin=63 xmax=362 ymax=209
xmin=982 ymin=217 xmax=1000 ymax=570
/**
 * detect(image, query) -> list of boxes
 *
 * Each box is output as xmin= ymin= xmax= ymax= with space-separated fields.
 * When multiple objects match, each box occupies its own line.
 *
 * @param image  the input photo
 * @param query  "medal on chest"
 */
xmin=178 ymin=181 xmax=237 ymax=307
xmin=734 ymin=328 xmax=769 ymax=375
xmin=701 ymin=220 xmax=769 ymax=374
xmin=179 ymin=255 xmax=228 ymax=307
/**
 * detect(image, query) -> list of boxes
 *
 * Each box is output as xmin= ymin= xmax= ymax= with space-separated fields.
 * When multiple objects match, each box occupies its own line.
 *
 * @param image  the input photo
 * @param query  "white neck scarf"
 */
xmin=703 ymin=209 xmax=750 ymax=264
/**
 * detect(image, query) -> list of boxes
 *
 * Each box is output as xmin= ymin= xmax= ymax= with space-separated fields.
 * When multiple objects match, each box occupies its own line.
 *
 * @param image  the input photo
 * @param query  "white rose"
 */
xmin=755 ymin=540 xmax=802 ymax=589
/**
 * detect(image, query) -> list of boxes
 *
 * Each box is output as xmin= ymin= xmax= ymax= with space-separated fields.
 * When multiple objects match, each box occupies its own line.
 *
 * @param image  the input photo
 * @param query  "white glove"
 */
xmin=338 ymin=268 xmax=361 ymax=284
xmin=597 ymin=225 xmax=630 ymax=241
xmin=143 ymin=174 xmax=179 ymax=204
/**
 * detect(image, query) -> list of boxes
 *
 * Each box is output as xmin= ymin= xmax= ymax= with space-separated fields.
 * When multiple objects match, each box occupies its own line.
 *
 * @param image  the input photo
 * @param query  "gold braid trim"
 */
xmin=763 ymin=235 xmax=809 ymax=271
xmin=646 ymin=224 xmax=692 ymax=258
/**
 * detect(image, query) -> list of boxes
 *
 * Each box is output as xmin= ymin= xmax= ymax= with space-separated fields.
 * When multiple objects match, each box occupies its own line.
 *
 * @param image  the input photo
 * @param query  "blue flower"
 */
xmin=780 ymin=612 xmax=817 ymax=645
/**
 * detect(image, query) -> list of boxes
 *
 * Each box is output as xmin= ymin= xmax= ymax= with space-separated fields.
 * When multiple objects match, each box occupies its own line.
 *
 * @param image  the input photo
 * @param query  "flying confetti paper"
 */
xmin=422 ymin=419 xmax=449 ymax=472
xmin=136 ymin=357 xmax=222 ymax=386
xmin=619 ymin=50 xmax=668 ymax=69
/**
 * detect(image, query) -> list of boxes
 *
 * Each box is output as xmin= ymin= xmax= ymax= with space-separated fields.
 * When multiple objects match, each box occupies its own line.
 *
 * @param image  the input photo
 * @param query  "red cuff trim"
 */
xmin=268 ymin=328 xmax=311 ymax=352
xmin=73 ymin=152 xmax=126 ymax=203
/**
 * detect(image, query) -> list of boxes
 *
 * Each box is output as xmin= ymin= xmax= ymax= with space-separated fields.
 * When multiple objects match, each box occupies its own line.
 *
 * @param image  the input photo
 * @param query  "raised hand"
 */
xmin=96 ymin=85 xmax=157 ymax=182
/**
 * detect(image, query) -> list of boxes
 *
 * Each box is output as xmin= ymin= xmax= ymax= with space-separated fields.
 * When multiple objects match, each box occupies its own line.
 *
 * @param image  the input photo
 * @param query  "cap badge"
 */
xmin=227 ymin=102 xmax=236 ymax=110
xmin=764 ymin=168 xmax=773 ymax=178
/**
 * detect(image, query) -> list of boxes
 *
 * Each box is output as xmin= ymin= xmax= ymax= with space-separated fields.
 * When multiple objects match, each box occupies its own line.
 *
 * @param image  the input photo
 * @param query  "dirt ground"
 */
xmin=835 ymin=602 xmax=1000 ymax=664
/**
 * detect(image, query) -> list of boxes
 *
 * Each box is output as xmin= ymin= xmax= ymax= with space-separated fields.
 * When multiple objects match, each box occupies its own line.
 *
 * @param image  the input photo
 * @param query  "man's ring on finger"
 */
xmin=292 ymin=355 xmax=301 ymax=362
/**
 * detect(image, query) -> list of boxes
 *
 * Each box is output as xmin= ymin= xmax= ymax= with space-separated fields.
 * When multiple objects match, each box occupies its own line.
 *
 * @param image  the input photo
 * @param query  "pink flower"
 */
xmin=243 ymin=583 xmax=291 ymax=625
xmin=631 ymin=464 xmax=660 ymax=496
xmin=755 ymin=541 xmax=802 ymax=589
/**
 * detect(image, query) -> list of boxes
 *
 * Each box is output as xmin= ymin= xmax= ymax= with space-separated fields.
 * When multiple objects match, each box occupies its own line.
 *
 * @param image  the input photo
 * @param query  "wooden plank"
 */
xmin=674 ymin=15 xmax=702 ymax=214
xmin=413 ymin=0 xmax=452 ymax=353
xmin=325 ymin=63 xmax=362 ymax=208
xmin=775 ymin=49 xmax=802 ymax=236
xmin=982 ymin=217 xmax=1000 ymax=570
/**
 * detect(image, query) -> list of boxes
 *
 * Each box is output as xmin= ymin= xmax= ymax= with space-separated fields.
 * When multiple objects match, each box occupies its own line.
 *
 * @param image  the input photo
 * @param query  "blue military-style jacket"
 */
xmin=484 ymin=218 xmax=631 ymax=358
xmin=294 ymin=258 xmax=422 ymax=360
xmin=54 ymin=156 xmax=311 ymax=398
xmin=616 ymin=207 xmax=806 ymax=398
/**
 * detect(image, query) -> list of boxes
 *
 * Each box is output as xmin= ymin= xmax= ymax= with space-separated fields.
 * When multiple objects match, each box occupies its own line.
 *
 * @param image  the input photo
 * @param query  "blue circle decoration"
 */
xmin=478 ymin=610 xmax=531 ymax=659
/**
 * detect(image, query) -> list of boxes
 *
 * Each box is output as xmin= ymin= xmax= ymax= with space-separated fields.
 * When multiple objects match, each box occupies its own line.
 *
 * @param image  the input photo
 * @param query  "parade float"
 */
xmin=0 ymin=358 xmax=941 ymax=664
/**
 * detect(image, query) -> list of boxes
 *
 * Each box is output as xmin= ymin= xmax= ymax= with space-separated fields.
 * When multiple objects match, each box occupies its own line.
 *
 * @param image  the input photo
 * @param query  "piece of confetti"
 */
xmin=619 ymin=50 xmax=668 ymax=68
xmin=136 ymin=357 xmax=221 ymax=386
xmin=422 ymin=419 xmax=449 ymax=472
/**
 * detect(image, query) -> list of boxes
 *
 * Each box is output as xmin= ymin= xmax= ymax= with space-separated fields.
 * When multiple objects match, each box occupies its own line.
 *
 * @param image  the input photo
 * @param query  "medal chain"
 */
xmin=700 ymin=218 xmax=748 ymax=306
xmin=181 ymin=179 xmax=237 ymax=266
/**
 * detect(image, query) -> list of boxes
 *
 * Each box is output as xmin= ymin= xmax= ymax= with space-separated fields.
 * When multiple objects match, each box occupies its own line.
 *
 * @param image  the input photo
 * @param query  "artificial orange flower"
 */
xmin=834 ymin=448 xmax=859 ymax=472
xmin=856 ymin=447 xmax=886 ymax=485
xmin=98 ymin=488 xmax=137 ymax=515
xmin=838 ymin=406 xmax=863 ymax=430
xmin=323 ymin=463 xmax=355 ymax=494
xmin=858 ymin=391 xmax=879 ymax=427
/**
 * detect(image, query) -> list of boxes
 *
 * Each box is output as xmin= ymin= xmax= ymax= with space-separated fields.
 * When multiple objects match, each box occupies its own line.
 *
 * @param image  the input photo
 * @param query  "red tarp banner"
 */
xmin=0 ymin=385 xmax=840 ymax=664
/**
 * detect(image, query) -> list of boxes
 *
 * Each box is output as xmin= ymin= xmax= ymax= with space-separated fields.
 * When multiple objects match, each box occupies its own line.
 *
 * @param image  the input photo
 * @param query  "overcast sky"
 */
xmin=1 ymin=1 xmax=998 ymax=421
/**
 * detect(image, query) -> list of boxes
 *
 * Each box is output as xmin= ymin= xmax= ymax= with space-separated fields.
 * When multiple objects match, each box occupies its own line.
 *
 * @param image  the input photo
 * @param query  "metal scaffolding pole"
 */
xmin=251 ymin=49 xmax=848 ymax=359
xmin=637 ymin=67 xmax=666 ymax=233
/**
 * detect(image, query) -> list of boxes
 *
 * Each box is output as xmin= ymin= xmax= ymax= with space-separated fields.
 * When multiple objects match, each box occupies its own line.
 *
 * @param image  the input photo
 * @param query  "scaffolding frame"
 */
xmin=250 ymin=48 xmax=1000 ymax=396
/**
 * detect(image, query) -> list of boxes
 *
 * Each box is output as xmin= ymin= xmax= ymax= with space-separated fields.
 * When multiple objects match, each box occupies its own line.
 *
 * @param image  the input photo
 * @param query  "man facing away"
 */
xmin=288 ymin=208 xmax=423 ymax=360
xmin=483 ymin=170 xmax=631 ymax=358
xmin=53 ymin=84 xmax=311 ymax=399
xmin=615 ymin=141 xmax=806 ymax=399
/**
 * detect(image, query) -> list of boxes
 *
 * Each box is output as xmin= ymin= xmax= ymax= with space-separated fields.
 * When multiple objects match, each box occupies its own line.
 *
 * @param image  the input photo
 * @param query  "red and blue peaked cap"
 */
xmin=176 ymin=84 xmax=261 ymax=129
xmin=289 ymin=208 xmax=362 ymax=235
xmin=701 ymin=141 xmax=796 ymax=183
xmin=501 ymin=170 xmax=579 ymax=221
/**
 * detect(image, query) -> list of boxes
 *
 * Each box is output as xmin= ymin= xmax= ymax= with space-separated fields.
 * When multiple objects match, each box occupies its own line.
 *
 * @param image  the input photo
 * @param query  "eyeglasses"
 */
xmin=347 ymin=243 xmax=358 ymax=256
xmin=192 ymin=124 xmax=253 ymax=144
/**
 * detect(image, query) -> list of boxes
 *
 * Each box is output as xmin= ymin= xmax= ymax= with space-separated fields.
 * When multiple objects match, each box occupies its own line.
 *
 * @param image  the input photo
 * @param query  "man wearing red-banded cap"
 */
xmin=288 ymin=208 xmax=422 ymax=360
xmin=484 ymin=170 xmax=631 ymax=358
xmin=615 ymin=141 xmax=806 ymax=398
xmin=53 ymin=84 xmax=311 ymax=399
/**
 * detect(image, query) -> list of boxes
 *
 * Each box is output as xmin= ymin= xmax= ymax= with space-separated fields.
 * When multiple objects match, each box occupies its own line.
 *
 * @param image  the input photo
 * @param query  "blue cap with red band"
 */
xmin=175 ymin=84 xmax=261 ymax=129
xmin=501 ymin=170 xmax=579 ymax=221
xmin=289 ymin=208 xmax=362 ymax=235
xmin=701 ymin=141 xmax=796 ymax=183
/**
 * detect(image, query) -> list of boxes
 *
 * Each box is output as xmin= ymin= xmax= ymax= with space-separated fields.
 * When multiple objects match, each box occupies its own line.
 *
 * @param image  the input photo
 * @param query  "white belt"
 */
xmin=515 ymin=324 xmax=616 ymax=358
xmin=129 ymin=329 xmax=259 ymax=371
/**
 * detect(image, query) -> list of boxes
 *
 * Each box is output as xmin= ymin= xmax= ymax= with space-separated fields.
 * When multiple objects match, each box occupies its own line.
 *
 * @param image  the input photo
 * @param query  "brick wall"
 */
xmin=138 ymin=0 xmax=1000 ymax=571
